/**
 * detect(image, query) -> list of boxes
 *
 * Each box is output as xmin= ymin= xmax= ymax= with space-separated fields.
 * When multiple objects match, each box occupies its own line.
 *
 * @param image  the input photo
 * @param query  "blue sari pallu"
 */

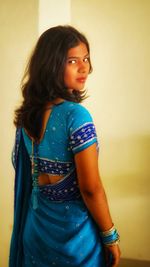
xmin=9 ymin=101 xmax=106 ymax=267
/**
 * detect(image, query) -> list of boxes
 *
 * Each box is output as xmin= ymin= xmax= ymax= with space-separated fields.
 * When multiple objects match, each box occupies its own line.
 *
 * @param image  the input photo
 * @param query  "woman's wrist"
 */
xmin=100 ymin=224 xmax=120 ymax=247
xmin=100 ymin=224 xmax=115 ymax=236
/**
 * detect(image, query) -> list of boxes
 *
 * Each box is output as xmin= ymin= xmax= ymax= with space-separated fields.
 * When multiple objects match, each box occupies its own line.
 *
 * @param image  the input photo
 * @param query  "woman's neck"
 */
xmin=46 ymin=98 xmax=65 ymax=108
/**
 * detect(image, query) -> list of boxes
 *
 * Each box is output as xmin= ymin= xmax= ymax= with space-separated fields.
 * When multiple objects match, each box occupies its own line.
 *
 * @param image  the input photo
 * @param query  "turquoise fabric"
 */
xmin=22 ymin=100 xmax=98 ymax=161
xmin=9 ymin=101 xmax=106 ymax=266
xmin=23 ymin=194 xmax=105 ymax=267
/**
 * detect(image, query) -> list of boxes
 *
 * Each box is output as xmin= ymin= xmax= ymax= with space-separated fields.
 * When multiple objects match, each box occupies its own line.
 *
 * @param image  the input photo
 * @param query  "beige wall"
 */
xmin=0 ymin=1 xmax=38 ymax=266
xmin=71 ymin=0 xmax=150 ymax=261
xmin=39 ymin=0 xmax=71 ymax=34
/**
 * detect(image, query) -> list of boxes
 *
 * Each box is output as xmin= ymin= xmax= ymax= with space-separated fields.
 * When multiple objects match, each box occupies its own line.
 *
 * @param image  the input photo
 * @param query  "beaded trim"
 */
xmin=39 ymin=168 xmax=81 ymax=201
xmin=12 ymin=128 xmax=21 ymax=169
xmin=31 ymin=139 xmax=39 ymax=209
xmin=70 ymin=122 xmax=97 ymax=153
xmin=31 ymin=157 xmax=73 ymax=175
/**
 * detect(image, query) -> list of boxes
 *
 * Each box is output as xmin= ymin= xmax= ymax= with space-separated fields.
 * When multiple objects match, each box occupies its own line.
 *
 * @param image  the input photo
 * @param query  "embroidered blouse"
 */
xmin=12 ymin=100 xmax=99 ymax=202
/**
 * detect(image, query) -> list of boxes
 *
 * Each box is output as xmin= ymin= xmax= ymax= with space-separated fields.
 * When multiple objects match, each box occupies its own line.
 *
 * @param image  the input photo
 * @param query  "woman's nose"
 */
xmin=78 ymin=61 xmax=88 ymax=73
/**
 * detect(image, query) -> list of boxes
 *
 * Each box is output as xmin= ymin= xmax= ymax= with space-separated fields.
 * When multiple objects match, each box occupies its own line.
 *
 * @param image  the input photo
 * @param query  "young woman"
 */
xmin=9 ymin=25 xmax=121 ymax=267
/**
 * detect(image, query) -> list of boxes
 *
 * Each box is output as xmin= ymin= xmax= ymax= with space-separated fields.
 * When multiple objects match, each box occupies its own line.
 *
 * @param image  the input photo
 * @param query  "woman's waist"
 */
xmin=33 ymin=168 xmax=81 ymax=202
xmin=38 ymin=173 xmax=64 ymax=185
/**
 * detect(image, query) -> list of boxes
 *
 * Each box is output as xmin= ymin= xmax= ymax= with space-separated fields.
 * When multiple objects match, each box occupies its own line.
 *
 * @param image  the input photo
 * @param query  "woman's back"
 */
xmin=22 ymin=100 xmax=98 ymax=178
xmin=19 ymin=100 xmax=98 ymax=202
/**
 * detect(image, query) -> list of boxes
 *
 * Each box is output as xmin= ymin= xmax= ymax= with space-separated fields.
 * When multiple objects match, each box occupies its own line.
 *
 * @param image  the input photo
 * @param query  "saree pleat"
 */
xmin=23 ymin=193 xmax=105 ymax=267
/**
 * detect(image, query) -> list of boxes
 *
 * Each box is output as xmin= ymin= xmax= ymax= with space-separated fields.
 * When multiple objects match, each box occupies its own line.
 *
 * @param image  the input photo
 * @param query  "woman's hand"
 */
xmin=104 ymin=244 xmax=121 ymax=267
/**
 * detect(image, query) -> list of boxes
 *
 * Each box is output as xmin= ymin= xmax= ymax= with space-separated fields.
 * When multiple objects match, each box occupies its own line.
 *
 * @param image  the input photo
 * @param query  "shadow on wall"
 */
xmin=120 ymin=258 xmax=150 ymax=267
xmin=100 ymin=134 xmax=150 ymax=260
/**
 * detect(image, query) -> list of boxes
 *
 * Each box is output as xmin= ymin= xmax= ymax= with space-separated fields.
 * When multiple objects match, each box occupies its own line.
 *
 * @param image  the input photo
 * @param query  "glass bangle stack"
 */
xmin=100 ymin=224 xmax=120 ymax=247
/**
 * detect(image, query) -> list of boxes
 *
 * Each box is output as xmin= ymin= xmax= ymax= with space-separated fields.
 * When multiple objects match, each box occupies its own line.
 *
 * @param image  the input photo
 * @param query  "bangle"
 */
xmin=100 ymin=224 xmax=115 ymax=236
xmin=100 ymin=225 xmax=120 ymax=246
xmin=104 ymin=240 xmax=120 ymax=247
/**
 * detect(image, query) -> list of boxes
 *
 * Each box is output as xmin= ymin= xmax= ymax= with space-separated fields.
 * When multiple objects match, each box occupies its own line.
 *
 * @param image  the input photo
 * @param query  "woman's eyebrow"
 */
xmin=67 ymin=54 xmax=89 ymax=59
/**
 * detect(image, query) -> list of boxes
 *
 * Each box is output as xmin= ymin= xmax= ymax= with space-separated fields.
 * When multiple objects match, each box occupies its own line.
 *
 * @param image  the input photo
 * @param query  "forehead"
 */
xmin=67 ymin=42 xmax=88 ymax=57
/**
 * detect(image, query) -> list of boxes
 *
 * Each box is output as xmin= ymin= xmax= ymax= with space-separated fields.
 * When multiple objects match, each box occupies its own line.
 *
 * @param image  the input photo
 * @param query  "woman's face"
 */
xmin=64 ymin=42 xmax=90 ymax=91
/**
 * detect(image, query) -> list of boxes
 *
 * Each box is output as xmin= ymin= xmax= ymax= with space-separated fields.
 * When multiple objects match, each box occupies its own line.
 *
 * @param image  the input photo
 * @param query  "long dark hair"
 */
xmin=14 ymin=25 xmax=92 ymax=141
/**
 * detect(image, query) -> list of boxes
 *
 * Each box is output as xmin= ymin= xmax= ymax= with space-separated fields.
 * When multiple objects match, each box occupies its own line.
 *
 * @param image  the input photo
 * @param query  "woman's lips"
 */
xmin=76 ymin=77 xmax=87 ymax=83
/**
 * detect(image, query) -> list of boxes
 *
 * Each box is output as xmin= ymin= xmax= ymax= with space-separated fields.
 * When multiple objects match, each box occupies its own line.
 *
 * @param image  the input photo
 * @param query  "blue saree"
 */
xmin=9 ymin=101 xmax=106 ymax=267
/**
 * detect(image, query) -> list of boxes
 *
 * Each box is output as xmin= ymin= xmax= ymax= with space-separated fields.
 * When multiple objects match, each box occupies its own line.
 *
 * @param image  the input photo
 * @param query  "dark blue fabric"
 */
xmin=9 ymin=128 xmax=32 ymax=267
xmin=39 ymin=168 xmax=81 ymax=201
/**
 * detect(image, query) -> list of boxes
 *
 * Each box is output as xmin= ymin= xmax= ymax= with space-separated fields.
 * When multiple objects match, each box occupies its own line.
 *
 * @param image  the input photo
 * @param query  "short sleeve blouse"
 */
xmin=13 ymin=101 xmax=99 ymax=174
xmin=67 ymin=103 xmax=98 ymax=154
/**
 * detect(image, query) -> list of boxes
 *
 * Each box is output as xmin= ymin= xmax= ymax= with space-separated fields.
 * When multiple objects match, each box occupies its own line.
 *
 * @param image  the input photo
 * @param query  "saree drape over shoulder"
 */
xmin=9 ymin=101 xmax=106 ymax=267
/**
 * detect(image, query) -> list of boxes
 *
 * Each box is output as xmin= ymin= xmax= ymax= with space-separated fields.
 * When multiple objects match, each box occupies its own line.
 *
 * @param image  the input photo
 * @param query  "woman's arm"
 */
xmin=75 ymin=143 xmax=113 ymax=230
xmin=75 ymin=143 xmax=121 ymax=267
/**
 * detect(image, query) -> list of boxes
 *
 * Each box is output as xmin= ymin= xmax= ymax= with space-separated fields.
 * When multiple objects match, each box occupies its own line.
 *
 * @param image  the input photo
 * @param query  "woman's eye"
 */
xmin=67 ymin=57 xmax=90 ymax=64
xmin=68 ymin=59 xmax=76 ymax=64
xmin=83 ymin=57 xmax=89 ymax=62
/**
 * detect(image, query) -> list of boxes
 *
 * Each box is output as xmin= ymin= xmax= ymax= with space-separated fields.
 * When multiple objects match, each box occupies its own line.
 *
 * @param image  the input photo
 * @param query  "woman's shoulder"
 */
xmin=62 ymin=101 xmax=94 ymax=134
xmin=63 ymin=100 xmax=92 ymax=119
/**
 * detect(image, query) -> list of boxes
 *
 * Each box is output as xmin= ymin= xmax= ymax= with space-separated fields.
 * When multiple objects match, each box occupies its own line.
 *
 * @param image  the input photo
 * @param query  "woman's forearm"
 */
xmin=81 ymin=185 xmax=113 ymax=231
